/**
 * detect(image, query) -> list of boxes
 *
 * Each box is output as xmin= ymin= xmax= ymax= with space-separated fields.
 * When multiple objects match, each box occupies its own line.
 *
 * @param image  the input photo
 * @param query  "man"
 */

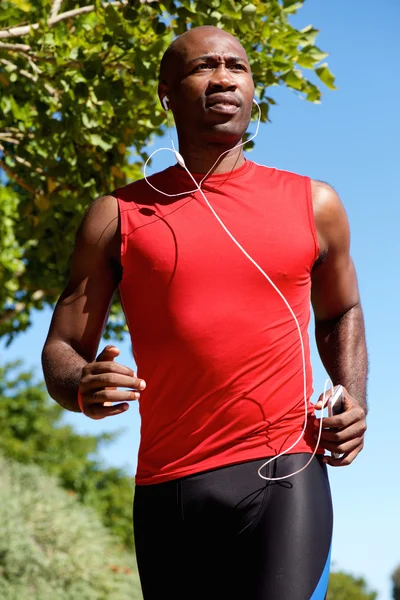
xmin=42 ymin=26 xmax=368 ymax=600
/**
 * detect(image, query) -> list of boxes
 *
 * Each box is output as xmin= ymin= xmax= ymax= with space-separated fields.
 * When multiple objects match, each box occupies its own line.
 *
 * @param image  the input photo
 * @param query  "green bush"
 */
xmin=328 ymin=571 xmax=377 ymax=600
xmin=0 ymin=455 xmax=143 ymax=600
xmin=0 ymin=361 xmax=135 ymax=549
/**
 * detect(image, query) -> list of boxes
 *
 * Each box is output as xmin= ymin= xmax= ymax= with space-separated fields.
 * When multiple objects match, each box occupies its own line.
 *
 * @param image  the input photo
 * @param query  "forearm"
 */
xmin=41 ymin=341 xmax=88 ymax=412
xmin=315 ymin=303 xmax=368 ymax=412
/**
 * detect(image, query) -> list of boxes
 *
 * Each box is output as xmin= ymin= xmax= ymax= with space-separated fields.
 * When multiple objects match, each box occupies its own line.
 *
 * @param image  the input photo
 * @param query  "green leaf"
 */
xmin=281 ymin=68 xmax=304 ymax=91
xmin=87 ymin=134 xmax=113 ymax=151
xmin=68 ymin=47 xmax=79 ymax=60
xmin=283 ymin=0 xmax=304 ymax=6
xmin=82 ymin=113 xmax=99 ymax=129
xmin=300 ymin=25 xmax=319 ymax=47
xmin=220 ymin=0 xmax=239 ymax=16
xmin=297 ymin=45 xmax=329 ymax=68
xmin=210 ymin=10 xmax=222 ymax=20
xmin=242 ymin=4 xmax=257 ymax=16
xmin=315 ymin=63 xmax=337 ymax=89
xmin=305 ymin=83 xmax=321 ymax=103
xmin=282 ymin=0 xmax=304 ymax=14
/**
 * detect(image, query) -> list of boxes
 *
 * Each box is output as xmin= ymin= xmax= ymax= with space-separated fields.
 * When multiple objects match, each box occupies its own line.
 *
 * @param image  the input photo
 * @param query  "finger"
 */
xmin=96 ymin=345 xmax=120 ymax=362
xmin=324 ymin=445 xmax=362 ymax=467
xmin=318 ymin=385 xmax=343 ymax=404
xmin=89 ymin=389 xmax=141 ymax=403
xmin=314 ymin=385 xmax=339 ymax=410
xmin=82 ymin=373 xmax=146 ymax=391
xmin=314 ymin=421 xmax=365 ymax=444
xmin=319 ymin=436 xmax=364 ymax=457
xmin=321 ymin=405 xmax=366 ymax=430
xmin=84 ymin=361 xmax=136 ymax=378
xmin=84 ymin=401 xmax=130 ymax=420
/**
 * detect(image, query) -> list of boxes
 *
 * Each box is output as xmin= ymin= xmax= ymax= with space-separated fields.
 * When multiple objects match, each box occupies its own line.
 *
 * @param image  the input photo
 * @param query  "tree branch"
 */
xmin=25 ymin=56 xmax=43 ymax=75
xmin=50 ymin=0 xmax=63 ymax=20
xmin=0 ymin=159 xmax=36 ymax=194
xmin=0 ymin=132 xmax=22 ymax=137
xmin=15 ymin=155 xmax=41 ymax=172
xmin=24 ymin=56 xmax=58 ymax=96
xmin=0 ymin=41 xmax=32 ymax=52
xmin=0 ymin=56 xmax=57 ymax=96
xmin=0 ymin=57 xmax=37 ymax=82
xmin=0 ymin=2 xmax=128 ymax=40
xmin=0 ymin=142 xmax=44 ymax=173
xmin=0 ymin=134 xmax=21 ymax=144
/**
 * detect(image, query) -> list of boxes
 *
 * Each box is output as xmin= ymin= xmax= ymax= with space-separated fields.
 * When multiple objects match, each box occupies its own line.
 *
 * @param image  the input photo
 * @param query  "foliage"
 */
xmin=0 ymin=455 xmax=142 ymax=600
xmin=0 ymin=0 xmax=336 ymax=341
xmin=328 ymin=571 xmax=377 ymax=600
xmin=0 ymin=360 xmax=136 ymax=548
xmin=392 ymin=564 xmax=400 ymax=600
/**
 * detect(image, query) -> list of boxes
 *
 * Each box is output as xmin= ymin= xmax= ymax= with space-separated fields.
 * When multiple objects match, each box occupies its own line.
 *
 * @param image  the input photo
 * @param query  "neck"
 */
xmin=177 ymin=139 xmax=245 ymax=175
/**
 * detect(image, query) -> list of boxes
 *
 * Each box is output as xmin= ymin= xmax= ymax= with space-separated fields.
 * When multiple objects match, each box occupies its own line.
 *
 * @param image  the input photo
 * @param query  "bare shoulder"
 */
xmin=79 ymin=194 xmax=119 ymax=246
xmin=311 ymin=180 xmax=350 ymax=256
xmin=311 ymin=180 xmax=342 ymax=220
xmin=74 ymin=194 xmax=121 ymax=267
xmin=62 ymin=193 xmax=121 ymax=296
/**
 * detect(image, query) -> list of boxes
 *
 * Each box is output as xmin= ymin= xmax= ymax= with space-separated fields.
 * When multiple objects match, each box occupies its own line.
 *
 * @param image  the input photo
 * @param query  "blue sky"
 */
xmin=1 ymin=0 xmax=399 ymax=598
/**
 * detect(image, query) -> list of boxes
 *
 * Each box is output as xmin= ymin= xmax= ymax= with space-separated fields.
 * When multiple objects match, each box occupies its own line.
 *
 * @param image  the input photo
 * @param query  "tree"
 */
xmin=0 ymin=0 xmax=336 ymax=341
xmin=328 ymin=571 xmax=377 ymax=600
xmin=0 ymin=455 xmax=143 ymax=599
xmin=392 ymin=564 xmax=400 ymax=600
xmin=0 ymin=360 xmax=136 ymax=548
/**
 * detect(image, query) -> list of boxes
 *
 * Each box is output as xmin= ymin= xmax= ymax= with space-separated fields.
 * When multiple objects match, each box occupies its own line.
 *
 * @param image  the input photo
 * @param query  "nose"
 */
xmin=208 ymin=64 xmax=237 ymax=92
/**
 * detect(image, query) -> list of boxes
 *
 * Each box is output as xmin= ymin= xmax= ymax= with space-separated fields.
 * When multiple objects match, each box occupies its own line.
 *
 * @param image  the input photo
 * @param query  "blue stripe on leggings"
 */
xmin=309 ymin=545 xmax=332 ymax=600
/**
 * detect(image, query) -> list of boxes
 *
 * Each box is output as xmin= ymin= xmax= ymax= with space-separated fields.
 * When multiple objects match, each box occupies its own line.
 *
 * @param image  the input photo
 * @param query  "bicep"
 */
xmin=311 ymin=182 xmax=360 ymax=322
xmin=45 ymin=196 xmax=120 ymax=361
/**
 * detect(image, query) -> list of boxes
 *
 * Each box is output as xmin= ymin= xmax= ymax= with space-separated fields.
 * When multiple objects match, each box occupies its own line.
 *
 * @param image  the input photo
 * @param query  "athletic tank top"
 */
xmin=115 ymin=160 xmax=320 ymax=485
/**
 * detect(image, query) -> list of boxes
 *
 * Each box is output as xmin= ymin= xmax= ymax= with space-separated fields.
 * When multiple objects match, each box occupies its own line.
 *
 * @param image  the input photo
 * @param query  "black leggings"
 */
xmin=134 ymin=454 xmax=333 ymax=600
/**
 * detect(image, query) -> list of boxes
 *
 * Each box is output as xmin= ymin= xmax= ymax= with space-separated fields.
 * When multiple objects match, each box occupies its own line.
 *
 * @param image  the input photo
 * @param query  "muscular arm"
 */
xmin=311 ymin=181 xmax=368 ymax=465
xmin=313 ymin=305 xmax=367 ymax=412
xmin=41 ymin=195 xmax=122 ymax=412
xmin=311 ymin=180 xmax=368 ymax=410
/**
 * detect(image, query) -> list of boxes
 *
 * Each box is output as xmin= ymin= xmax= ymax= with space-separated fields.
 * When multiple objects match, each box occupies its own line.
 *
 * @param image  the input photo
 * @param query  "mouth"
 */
xmin=205 ymin=94 xmax=240 ymax=115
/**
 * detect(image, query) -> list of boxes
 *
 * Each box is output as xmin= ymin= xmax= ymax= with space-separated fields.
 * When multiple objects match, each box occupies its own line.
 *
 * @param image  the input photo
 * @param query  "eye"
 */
xmin=193 ymin=63 xmax=212 ymax=72
xmin=230 ymin=63 xmax=246 ymax=71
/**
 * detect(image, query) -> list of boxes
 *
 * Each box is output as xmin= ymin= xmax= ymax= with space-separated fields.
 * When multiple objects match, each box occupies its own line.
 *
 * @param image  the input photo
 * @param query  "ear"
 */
xmin=158 ymin=82 xmax=169 ymax=112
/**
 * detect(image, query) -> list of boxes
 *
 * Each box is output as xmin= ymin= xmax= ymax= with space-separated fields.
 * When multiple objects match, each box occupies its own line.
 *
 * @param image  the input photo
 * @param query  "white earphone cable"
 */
xmin=143 ymin=98 xmax=332 ymax=481
xmin=144 ymin=101 xmax=260 ymax=195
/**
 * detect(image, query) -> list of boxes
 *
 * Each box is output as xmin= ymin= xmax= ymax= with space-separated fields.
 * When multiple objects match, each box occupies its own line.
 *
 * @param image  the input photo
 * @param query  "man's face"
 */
xmin=160 ymin=28 xmax=254 ymax=145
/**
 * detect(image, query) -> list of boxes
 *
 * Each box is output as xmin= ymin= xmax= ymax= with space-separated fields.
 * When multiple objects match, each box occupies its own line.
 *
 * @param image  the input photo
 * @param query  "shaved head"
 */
xmin=157 ymin=25 xmax=254 ymax=159
xmin=159 ymin=26 xmax=248 ymax=82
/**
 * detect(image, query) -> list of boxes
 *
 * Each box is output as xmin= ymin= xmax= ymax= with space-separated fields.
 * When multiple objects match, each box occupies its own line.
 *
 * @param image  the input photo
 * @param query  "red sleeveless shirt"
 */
xmin=115 ymin=161 xmax=320 ymax=485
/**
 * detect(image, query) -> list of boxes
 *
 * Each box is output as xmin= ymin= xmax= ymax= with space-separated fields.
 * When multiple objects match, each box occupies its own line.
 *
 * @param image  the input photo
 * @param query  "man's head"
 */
xmin=158 ymin=26 xmax=254 ymax=148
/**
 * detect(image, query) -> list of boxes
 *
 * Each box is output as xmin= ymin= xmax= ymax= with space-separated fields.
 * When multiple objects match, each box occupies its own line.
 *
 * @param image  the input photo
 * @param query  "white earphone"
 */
xmin=162 ymin=96 xmax=170 ymax=111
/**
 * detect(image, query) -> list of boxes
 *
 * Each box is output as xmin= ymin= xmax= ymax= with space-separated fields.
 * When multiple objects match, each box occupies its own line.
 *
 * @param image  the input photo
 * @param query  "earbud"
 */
xmin=252 ymin=98 xmax=258 ymax=105
xmin=162 ymin=96 xmax=170 ymax=111
xmin=161 ymin=95 xmax=184 ymax=165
